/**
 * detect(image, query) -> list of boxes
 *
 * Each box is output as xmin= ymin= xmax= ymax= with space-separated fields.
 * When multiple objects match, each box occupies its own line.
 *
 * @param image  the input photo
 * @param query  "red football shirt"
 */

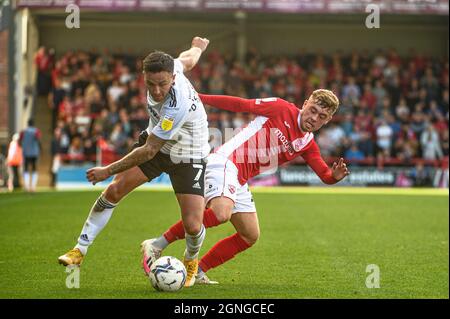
xmin=199 ymin=94 xmax=338 ymax=185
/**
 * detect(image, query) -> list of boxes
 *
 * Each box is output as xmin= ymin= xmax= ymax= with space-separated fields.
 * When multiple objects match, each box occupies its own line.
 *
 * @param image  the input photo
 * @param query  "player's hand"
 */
xmin=86 ymin=166 xmax=110 ymax=185
xmin=192 ymin=37 xmax=209 ymax=52
xmin=331 ymin=158 xmax=350 ymax=181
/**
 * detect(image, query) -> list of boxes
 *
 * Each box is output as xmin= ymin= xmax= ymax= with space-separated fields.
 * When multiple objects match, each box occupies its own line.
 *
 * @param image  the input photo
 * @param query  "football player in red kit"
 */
xmin=141 ymin=89 xmax=349 ymax=284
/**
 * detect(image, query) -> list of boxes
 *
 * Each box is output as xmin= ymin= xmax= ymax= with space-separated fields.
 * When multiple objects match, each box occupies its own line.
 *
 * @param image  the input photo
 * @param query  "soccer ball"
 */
xmin=148 ymin=256 xmax=187 ymax=292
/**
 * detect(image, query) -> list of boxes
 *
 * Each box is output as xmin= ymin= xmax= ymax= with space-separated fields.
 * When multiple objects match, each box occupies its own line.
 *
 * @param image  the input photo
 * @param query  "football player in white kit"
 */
xmin=58 ymin=37 xmax=210 ymax=287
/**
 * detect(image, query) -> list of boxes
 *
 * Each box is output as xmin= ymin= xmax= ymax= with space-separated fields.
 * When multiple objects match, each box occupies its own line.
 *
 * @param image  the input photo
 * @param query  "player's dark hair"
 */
xmin=143 ymin=51 xmax=174 ymax=74
xmin=28 ymin=119 xmax=34 ymax=127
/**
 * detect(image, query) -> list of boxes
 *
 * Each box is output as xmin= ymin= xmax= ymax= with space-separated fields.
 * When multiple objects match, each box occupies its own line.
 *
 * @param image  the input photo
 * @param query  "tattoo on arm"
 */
xmin=107 ymin=134 xmax=165 ymax=176
xmin=107 ymin=147 xmax=148 ymax=176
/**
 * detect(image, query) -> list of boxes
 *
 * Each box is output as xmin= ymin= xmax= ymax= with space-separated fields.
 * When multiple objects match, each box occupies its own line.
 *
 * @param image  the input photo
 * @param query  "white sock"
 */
xmin=152 ymin=236 xmax=169 ymax=250
xmin=75 ymin=194 xmax=117 ymax=255
xmin=23 ymin=172 xmax=30 ymax=190
xmin=184 ymin=225 xmax=206 ymax=260
xmin=31 ymin=172 xmax=38 ymax=190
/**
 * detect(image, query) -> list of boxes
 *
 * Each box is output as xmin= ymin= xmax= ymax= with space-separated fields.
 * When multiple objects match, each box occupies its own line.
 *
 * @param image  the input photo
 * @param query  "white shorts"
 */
xmin=204 ymin=153 xmax=257 ymax=213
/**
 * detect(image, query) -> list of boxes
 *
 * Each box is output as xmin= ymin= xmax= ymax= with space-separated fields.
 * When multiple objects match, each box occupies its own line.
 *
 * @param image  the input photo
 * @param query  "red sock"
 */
xmin=199 ymin=233 xmax=252 ymax=273
xmin=163 ymin=220 xmax=185 ymax=243
xmin=163 ymin=208 xmax=221 ymax=243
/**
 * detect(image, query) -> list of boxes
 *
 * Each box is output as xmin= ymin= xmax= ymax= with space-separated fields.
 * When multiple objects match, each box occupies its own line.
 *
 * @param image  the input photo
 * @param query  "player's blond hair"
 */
xmin=309 ymin=89 xmax=340 ymax=115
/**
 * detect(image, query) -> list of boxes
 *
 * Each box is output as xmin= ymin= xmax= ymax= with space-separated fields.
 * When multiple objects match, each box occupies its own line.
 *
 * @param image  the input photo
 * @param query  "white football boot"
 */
xmin=195 ymin=273 xmax=219 ymax=285
xmin=140 ymin=238 xmax=162 ymax=276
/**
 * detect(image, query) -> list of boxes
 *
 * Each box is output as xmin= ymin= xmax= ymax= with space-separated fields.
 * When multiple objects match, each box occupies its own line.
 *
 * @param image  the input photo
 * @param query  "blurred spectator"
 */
xmin=108 ymin=80 xmax=125 ymax=103
xmin=87 ymin=88 xmax=105 ymax=117
xmin=35 ymin=46 xmax=54 ymax=95
xmin=411 ymin=161 xmax=432 ymax=187
xmin=420 ymin=122 xmax=443 ymax=160
xmin=232 ymin=113 xmax=245 ymax=129
xmin=410 ymin=107 xmax=427 ymax=137
xmin=341 ymin=113 xmax=354 ymax=136
xmin=342 ymin=76 xmax=360 ymax=103
xmin=420 ymin=67 xmax=440 ymax=102
xmin=406 ymin=78 xmax=421 ymax=107
xmin=109 ymin=123 xmax=128 ymax=155
xmin=441 ymin=130 xmax=449 ymax=157
xmin=344 ymin=143 xmax=365 ymax=165
xmin=373 ymin=80 xmax=387 ymax=109
xmin=386 ymin=113 xmax=401 ymax=138
xmin=359 ymin=132 xmax=374 ymax=159
xmin=209 ymin=70 xmax=226 ymax=94
xmin=327 ymin=122 xmax=346 ymax=156
xmin=394 ymin=124 xmax=418 ymax=161
xmin=376 ymin=119 xmax=393 ymax=158
xmin=360 ymin=83 xmax=377 ymax=111
xmin=218 ymin=112 xmax=231 ymax=134
xmin=50 ymin=127 xmax=62 ymax=187
xmin=48 ymin=77 xmax=66 ymax=130
xmin=6 ymin=133 xmax=23 ymax=192
xmin=441 ymin=89 xmax=449 ymax=114
xmin=68 ymin=136 xmax=84 ymax=164
xmin=20 ymin=119 xmax=42 ymax=192
xmin=119 ymin=65 xmax=134 ymax=85
xmin=58 ymin=96 xmax=74 ymax=123
xmin=81 ymin=129 xmax=97 ymax=162
xmin=317 ymin=128 xmax=334 ymax=157
xmin=395 ymin=97 xmax=410 ymax=124
xmin=433 ymin=156 xmax=449 ymax=188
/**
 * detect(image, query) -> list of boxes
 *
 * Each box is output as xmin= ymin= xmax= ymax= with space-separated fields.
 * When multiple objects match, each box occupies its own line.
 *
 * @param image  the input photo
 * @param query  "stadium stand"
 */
xmin=41 ymin=47 xmax=448 ymax=174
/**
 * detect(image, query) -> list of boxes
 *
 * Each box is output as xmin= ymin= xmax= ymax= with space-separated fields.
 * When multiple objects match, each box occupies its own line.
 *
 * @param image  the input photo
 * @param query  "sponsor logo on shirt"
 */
xmin=274 ymin=128 xmax=295 ymax=155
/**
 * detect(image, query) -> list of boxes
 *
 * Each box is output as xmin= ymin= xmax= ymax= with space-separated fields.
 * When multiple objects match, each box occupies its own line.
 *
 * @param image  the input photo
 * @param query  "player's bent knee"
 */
xmin=214 ymin=209 xmax=232 ymax=224
xmin=241 ymin=235 xmax=259 ymax=246
xmin=240 ymin=232 xmax=259 ymax=246
xmin=104 ymin=182 xmax=124 ymax=204
xmin=184 ymin=222 xmax=202 ymax=236
xmin=209 ymin=200 xmax=233 ymax=224
xmin=182 ymin=214 xmax=203 ymax=235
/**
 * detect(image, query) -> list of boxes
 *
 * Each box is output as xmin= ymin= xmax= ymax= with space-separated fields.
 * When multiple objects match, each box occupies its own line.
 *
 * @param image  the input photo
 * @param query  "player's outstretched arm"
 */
xmin=199 ymin=94 xmax=284 ymax=118
xmin=177 ymin=36 xmax=209 ymax=72
xmin=86 ymin=134 xmax=165 ymax=185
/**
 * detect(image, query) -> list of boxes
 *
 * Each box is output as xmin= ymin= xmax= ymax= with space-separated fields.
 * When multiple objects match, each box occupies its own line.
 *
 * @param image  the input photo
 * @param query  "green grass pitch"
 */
xmin=0 ymin=187 xmax=448 ymax=298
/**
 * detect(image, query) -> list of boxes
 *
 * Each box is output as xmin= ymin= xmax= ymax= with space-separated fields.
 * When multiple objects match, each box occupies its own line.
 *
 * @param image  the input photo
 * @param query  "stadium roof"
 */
xmin=15 ymin=0 xmax=450 ymax=15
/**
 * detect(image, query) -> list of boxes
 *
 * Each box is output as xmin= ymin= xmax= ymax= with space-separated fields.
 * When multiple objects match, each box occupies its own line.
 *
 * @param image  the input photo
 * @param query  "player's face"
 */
xmin=145 ymin=71 xmax=175 ymax=102
xmin=300 ymin=99 xmax=332 ymax=132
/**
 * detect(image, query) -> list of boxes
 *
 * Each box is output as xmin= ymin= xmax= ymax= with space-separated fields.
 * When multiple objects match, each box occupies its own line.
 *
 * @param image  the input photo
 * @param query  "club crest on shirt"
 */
xmin=292 ymin=133 xmax=312 ymax=152
xmin=161 ymin=116 xmax=174 ymax=131
xmin=228 ymin=184 xmax=236 ymax=194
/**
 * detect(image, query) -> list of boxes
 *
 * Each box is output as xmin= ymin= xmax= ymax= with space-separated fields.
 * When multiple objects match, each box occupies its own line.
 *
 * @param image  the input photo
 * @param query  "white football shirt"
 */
xmin=146 ymin=59 xmax=210 ymax=161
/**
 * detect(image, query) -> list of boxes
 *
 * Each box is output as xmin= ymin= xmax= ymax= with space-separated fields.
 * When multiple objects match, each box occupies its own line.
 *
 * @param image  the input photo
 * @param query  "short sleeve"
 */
xmin=151 ymin=89 xmax=189 ymax=140
xmin=173 ymin=59 xmax=184 ymax=75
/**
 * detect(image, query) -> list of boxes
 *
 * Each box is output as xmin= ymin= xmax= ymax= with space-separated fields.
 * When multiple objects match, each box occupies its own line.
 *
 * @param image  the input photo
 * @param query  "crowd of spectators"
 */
xmin=36 ymin=46 xmax=449 ymax=169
